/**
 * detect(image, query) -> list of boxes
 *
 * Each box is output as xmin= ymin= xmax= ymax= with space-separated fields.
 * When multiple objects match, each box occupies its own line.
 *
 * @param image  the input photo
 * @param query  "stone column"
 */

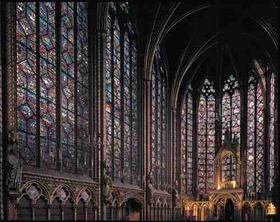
xmin=73 ymin=204 xmax=77 ymax=221
xmin=208 ymin=204 xmax=214 ymax=221
xmin=96 ymin=26 xmax=107 ymax=220
xmin=46 ymin=204 xmax=51 ymax=221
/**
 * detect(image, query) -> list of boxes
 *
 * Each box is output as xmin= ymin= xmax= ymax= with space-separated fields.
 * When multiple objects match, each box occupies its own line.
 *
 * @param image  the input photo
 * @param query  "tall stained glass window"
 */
xmin=17 ymin=2 xmax=37 ymax=166
xmin=151 ymin=49 xmax=167 ymax=189
xmin=269 ymin=72 xmax=276 ymax=191
xmin=246 ymin=73 xmax=265 ymax=194
xmin=105 ymin=3 xmax=139 ymax=184
xmin=16 ymin=2 xmax=90 ymax=174
xmin=39 ymin=2 xmax=56 ymax=169
xmin=221 ymin=74 xmax=240 ymax=183
xmin=181 ymin=86 xmax=193 ymax=196
xmin=221 ymin=74 xmax=240 ymax=144
xmin=197 ymin=78 xmax=215 ymax=193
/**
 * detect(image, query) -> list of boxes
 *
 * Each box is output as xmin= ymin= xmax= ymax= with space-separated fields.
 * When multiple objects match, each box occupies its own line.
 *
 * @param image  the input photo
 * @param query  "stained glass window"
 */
xmin=105 ymin=3 xmax=139 ymax=184
xmin=181 ymin=86 xmax=193 ymax=196
xmin=221 ymin=74 xmax=240 ymax=183
xmin=17 ymin=2 xmax=37 ymax=165
xmin=197 ymin=78 xmax=215 ymax=193
xmin=222 ymin=74 xmax=240 ymax=144
xmin=181 ymin=99 xmax=187 ymax=195
xmin=246 ymin=73 xmax=265 ymax=194
xmin=151 ymin=49 xmax=167 ymax=189
xmin=269 ymin=73 xmax=276 ymax=191
xmin=77 ymin=2 xmax=90 ymax=174
xmin=16 ymin=2 xmax=90 ymax=174
xmin=39 ymin=2 xmax=56 ymax=169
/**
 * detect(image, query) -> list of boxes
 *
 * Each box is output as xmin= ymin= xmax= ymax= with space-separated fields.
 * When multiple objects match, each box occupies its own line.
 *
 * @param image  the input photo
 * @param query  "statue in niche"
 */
xmin=172 ymin=180 xmax=179 ymax=207
xmin=224 ymin=127 xmax=231 ymax=147
xmin=232 ymin=132 xmax=239 ymax=147
xmin=146 ymin=171 xmax=154 ymax=204
xmin=103 ymin=164 xmax=116 ymax=205
xmin=7 ymin=128 xmax=22 ymax=194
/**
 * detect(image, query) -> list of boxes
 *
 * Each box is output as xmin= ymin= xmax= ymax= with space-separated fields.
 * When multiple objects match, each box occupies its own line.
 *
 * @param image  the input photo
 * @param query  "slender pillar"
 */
xmin=144 ymin=78 xmax=151 ymax=220
xmin=96 ymin=27 xmax=107 ymax=219
xmin=55 ymin=1 xmax=62 ymax=171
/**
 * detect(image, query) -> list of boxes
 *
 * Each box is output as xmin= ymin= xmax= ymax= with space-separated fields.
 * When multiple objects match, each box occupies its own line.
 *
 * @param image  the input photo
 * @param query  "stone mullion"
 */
xmin=170 ymin=108 xmax=176 ymax=188
xmin=55 ymin=1 xmax=62 ymax=171
xmin=73 ymin=2 xmax=78 ymax=174
xmin=1 ymin=2 xmax=10 ymax=220
xmin=160 ymin=77 xmax=164 ymax=188
xmin=109 ymin=14 xmax=115 ymax=180
xmin=177 ymin=108 xmax=181 ymax=195
xmin=137 ymin=50 xmax=144 ymax=189
xmin=88 ymin=1 xmax=95 ymax=180
xmin=8 ymin=2 xmax=17 ymax=130
xmin=154 ymin=72 xmax=158 ymax=187
xmin=96 ymin=21 xmax=107 ymax=219
xmin=6 ymin=3 xmax=18 ymax=220
xmin=120 ymin=13 xmax=125 ymax=183
xmin=144 ymin=78 xmax=151 ymax=220
xmin=166 ymin=87 xmax=171 ymax=186
xmin=35 ymin=2 xmax=41 ymax=168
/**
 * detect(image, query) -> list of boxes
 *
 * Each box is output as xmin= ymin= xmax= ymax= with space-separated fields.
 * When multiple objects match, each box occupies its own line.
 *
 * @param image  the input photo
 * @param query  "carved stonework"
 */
xmin=7 ymin=128 xmax=22 ymax=196
xmin=146 ymin=172 xmax=154 ymax=205
xmin=111 ymin=186 xmax=144 ymax=206
xmin=103 ymin=165 xmax=116 ymax=206
xmin=19 ymin=172 xmax=99 ymax=207
xmin=26 ymin=185 xmax=40 ymax=200
xmin=150 ymin=189 xmax=171 ymax=207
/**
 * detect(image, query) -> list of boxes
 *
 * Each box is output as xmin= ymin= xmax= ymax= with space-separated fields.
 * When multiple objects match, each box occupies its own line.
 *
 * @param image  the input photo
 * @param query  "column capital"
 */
xmin=144 ymin=78 xmax=151 ymax=83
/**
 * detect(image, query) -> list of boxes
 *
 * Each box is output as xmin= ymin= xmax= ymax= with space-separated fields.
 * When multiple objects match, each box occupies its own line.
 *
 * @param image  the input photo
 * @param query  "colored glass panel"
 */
xmin=197 ymin=78 xmax=216 ymax=193
xmin=16 ymin=2 xmax=37 ymax=165
xmin=61 ymin=2 xmax=75 ymax=173
xmin=39 ymin=2 xmax=56 ymax=169
xmin=269 ymin=74 xmax=276 ymax=191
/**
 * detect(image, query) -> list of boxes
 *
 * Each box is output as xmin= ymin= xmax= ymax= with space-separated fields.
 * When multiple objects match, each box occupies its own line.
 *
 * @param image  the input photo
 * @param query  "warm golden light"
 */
xmin=217 ymin=180 xmax=236 ymax=189
xmin=267 ymin=203 xmax=276 ymax=215
xmin=232 ymin=181 xmax=236 ymax=188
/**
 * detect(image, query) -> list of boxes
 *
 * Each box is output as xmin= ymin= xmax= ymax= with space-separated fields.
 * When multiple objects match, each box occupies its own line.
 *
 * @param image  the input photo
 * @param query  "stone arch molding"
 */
xmin=18 ymin=180 xmax=98 ymax=206
xmin=18 ymin=180 xmax=50 ymax=205
xmin=76 ymin=187 xmax=98 ymax=206
xmin=118 ymin=193 xmax=144 ymax=206
xmin=50 ymin=184 xmax=75 ymax=204
xmin=211 ymin=192 xmax=241 ymax=209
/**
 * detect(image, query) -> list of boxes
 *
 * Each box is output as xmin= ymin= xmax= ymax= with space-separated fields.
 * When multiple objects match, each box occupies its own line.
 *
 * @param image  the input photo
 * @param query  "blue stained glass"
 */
xmin=105 ymin=5 xmax=139 ymax=184
xmin=16 ymin=2 xmax=37 ymax=166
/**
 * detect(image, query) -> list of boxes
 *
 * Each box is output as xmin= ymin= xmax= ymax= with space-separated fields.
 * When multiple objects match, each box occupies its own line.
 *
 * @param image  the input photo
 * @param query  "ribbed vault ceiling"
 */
xmin=131 ymin=1 xmax=277 ymax=108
